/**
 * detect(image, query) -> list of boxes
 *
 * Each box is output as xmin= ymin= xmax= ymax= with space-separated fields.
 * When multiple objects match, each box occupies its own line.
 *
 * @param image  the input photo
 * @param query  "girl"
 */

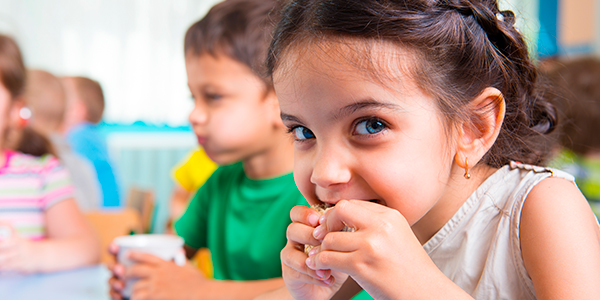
xmin=263 ymin=0 xmax=600 ymax=299
xmin=0 ymin=34 xmax=99 ymax=274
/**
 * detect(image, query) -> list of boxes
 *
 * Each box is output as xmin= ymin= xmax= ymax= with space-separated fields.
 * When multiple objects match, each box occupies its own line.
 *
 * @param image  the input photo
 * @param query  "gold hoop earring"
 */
xmin=464 ymin=158 xmax=471 ymax=179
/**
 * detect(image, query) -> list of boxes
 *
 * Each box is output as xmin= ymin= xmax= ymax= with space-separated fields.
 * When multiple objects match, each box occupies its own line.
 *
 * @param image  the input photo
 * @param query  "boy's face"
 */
xmin=186 ymin=53 xmax=280 ymax=165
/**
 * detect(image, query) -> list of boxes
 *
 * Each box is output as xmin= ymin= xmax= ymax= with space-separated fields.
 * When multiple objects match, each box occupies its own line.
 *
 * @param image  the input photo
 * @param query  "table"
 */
xmin=0 ymin=264 xmax=111 ymax=300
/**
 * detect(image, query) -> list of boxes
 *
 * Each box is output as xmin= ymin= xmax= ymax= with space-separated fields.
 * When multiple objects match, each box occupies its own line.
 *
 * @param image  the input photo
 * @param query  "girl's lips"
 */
xmin=196 ymin=136 xmax=207 ymax=145
xmin=314 ymin=197 xmax=385 ymax=206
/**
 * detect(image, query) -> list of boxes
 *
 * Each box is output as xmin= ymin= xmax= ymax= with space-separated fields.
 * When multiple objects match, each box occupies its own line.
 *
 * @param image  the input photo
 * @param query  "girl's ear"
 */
xmin=454 ymin=87 xmax=506 ymax=168
xmin=9 ymin=97 xmax=27 ymax=128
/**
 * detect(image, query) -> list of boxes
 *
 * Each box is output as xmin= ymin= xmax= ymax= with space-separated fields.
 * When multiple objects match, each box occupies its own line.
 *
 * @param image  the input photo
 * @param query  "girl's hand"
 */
xmin=280 ymin=205 xmax=347 ymax=300
xmin=311 ymin=200 xmax=448 ymax=299
xmin=0 ymin=225 xmax=37 ymax=274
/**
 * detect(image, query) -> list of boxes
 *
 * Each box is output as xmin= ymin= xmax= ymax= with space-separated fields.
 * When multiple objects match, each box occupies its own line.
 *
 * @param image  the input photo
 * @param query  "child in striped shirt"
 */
xmin=0 ymin=34 xmax=100 ymax=274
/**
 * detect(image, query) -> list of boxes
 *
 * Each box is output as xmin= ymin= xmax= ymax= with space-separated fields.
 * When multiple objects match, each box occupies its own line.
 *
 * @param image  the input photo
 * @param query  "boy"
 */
xmin=61 ymin=76 xmax=121 ymax=207
xmin=23 ymin=69 xmax=100 ymax=211
xmin=108 ymin=0 xmax=306 ymax=299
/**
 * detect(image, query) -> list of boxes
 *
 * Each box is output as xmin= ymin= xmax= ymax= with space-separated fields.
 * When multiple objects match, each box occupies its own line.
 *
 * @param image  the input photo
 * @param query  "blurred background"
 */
xmin=0 ymin=0 xmax=596 ymax=233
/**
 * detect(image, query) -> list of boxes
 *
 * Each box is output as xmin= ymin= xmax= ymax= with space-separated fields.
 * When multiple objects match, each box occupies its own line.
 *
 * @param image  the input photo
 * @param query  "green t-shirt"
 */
xmin=174 ymin=162 xmax=307 ymax=281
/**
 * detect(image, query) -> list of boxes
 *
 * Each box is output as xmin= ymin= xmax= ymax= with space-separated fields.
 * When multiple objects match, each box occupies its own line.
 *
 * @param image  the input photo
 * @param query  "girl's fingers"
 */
xmin=281 ymin=242 xmax=312 ymax=275
xmin=306 ymin=250 xmax=356 ymax=276
xmin=282 ymin=242 xmax=328 ymax=282
xmin=319 ymin=231 xmax=360 ymax=253
xmin=0 ymin=248 xmax=17 ymax=265
xmin=290 ymin=205 xmax=321 ymax=226
xmin=286 ymin=221 xmax=321 ymax=247
xmin=318 ymin=200 xmax=400 ymax=239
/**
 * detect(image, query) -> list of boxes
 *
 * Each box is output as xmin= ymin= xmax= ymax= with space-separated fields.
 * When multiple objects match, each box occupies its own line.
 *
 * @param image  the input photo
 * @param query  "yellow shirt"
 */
xmin=172 ymin=149 xmax=218 ymax=191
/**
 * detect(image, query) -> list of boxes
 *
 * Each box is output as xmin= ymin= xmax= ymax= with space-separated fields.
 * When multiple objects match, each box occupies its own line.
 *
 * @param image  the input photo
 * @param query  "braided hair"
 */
xmin=266 ymin=0 xmax=557 ymax=167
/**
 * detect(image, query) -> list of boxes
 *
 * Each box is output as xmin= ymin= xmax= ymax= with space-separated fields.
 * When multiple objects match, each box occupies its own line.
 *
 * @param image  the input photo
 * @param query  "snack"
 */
xmin=304 ymin=203 xmax=355 ymax=255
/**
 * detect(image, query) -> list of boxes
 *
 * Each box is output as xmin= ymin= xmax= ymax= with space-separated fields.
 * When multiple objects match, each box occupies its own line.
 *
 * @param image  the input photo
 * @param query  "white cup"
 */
xmin=113 ymin=234 xmax=186 ymax=298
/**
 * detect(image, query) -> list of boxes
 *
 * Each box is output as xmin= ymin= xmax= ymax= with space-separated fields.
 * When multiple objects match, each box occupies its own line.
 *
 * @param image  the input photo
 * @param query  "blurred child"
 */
xmin=166 ymin=148 xmax=218 ymax=278
xmin=165 ymin=147 xmax=217 ymax=233
xmin=547 ymin=57 xmax=600 ymax=217
xmin=108 ymin=0 xmax=307 ymax=299
xmin=0 ymin=34 xmax=99 ymax=274
xmin=61 ymin=76 xmax=121 ymax=207
xmin=258 ymin=0 xmax=600 ymax=299
xmin=23 ymin=69 xmax=100 ymax=212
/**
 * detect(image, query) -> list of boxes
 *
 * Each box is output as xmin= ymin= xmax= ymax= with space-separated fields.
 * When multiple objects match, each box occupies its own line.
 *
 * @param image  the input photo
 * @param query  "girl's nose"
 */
xmin=310 ymin=144 xmax=351 ymax=189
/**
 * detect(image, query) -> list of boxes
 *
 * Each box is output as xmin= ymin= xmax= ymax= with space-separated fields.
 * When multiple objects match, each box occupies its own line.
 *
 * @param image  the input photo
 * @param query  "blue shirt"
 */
xmin=66 ymin=122 xmax=121 ymax=207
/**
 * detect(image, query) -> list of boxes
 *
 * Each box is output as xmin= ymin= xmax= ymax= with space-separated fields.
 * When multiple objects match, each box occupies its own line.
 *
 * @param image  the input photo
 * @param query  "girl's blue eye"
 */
xmin=292 ymin=126 xmax=315 ymax=140
xmin=355 ymin=118 xmax=386 ymax=135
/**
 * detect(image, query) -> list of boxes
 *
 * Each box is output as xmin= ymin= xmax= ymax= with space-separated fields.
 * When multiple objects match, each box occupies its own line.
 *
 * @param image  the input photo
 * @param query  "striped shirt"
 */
xmin=0 ymin=151 xmax=74 ymax=240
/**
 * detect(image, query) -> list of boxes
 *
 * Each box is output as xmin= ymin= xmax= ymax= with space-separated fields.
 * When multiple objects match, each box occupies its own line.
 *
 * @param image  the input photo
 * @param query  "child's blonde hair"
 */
xmin=267 ymin=0 xmax=558 ymax=167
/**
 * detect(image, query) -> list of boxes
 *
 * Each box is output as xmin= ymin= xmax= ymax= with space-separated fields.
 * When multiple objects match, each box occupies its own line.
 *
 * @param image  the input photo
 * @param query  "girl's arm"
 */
xmin=34 ymin=198 xmax=100 ymax=272
xmin=521 ymin=177 xmax=600 ymax=299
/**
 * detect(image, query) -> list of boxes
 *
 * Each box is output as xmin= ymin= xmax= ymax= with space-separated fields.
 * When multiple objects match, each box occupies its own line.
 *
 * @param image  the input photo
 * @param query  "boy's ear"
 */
xmin=454 ymin=87 xmax=505 ymax=168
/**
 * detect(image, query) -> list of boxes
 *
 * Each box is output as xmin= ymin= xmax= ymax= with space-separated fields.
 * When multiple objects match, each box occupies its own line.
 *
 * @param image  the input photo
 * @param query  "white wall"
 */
xmin=0 ymin=0 xmax=221 ymax=126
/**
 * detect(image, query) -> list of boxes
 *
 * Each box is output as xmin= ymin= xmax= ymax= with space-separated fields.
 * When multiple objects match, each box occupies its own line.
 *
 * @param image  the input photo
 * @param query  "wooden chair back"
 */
xmin=126 ymin=187 xmax=155 ymax=233
xmin=85 ymin=208 xmax=143 ymax=265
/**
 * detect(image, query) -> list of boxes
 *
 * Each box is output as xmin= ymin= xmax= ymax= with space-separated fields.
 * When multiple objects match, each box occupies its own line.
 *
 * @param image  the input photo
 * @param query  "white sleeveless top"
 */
xmin=423 ymin=162 xmax=574 ymax=300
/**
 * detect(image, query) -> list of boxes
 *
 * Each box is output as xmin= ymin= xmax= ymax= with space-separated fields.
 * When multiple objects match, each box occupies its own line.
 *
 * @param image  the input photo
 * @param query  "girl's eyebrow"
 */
xmin=280 ymin=112 xmax=303 ymax=124
xmin=281 ymin=99 xmax=402 ymax=124
xmin=334 ymin=99 xmax=402 ymax=120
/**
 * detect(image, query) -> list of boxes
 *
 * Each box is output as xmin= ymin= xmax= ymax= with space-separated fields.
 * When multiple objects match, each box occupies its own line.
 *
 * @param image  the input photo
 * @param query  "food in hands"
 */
xmin=304 ymin=203 xmax=355 ymax=255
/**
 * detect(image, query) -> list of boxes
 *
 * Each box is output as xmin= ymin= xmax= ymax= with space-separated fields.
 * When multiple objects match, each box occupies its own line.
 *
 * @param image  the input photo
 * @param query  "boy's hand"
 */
xmin=108 ymin=243 xmax=125 ymax=300
xmin=0 ymin=224 xmax=36 ymax=274
xmin=123 ymin=252 xmax=206 ymax=300
xmin=280 ymin=204 xmax=347 ymax=300
xmin=310 ymin=200 xmax=439 ymax=299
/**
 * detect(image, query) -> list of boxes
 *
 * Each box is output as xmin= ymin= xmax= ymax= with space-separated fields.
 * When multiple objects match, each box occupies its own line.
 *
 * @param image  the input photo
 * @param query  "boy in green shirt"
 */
xmin=108 ymin=0 xmax=306 ymax=299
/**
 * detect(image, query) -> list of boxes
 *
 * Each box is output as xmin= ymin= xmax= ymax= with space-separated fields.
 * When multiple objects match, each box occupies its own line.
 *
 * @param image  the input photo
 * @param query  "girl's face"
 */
xmin=274 ymin=41 xmax=459 ymax=227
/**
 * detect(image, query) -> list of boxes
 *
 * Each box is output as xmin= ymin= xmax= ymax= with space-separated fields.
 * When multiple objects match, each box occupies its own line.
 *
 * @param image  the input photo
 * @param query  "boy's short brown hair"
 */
xmin=65 ymin=76 xmax=105 ymax=124
xmin=184 ymin=0 xmax=281 ymax=89
xmin=0 ymin=34 xmax=26 ymax=99
xmin=548 ymin=57 xmax=600 ymax=155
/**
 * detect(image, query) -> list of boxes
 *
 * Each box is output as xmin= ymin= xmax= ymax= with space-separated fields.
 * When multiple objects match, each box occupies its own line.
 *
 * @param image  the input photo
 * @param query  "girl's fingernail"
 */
xmin=319 ymin=214 xmax=326 ymax=224
xmin=316 ymin=269 xmax=325 ymax=279
xmin=308 ymin=214 xmax=319 ymax=226
xmin=305 ymin=256 xmax=313 ymax=268
xmin=313 ymin=226 xmax=323 ymax=239
xmin=323 ymin=277 xmax=333 ymax=285
xmin=308 ymin=247 xmax=318 ymax=257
